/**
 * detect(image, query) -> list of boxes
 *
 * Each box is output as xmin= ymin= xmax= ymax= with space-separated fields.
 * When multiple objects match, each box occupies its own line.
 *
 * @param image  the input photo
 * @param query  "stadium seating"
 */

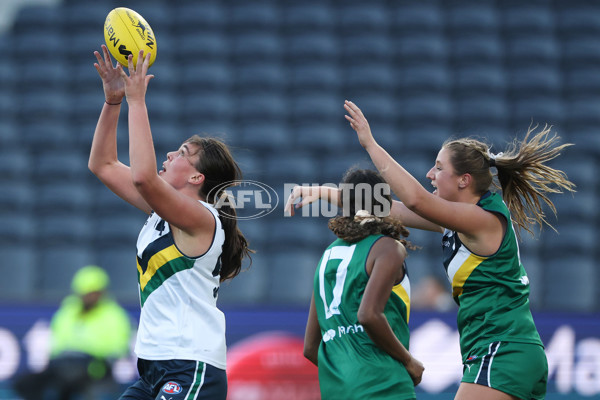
xmin=13 ymin=30 xmax=65 ymax=61
xmin=511 ymin=97 xmax=564 ymax=128
xmin=289 ymin=62 xmax=343 ymax=94
xmin=0 ymin=181 xmax=35 ymax=213
xmin=556 ymin=6 xmax=600 ymax=35
xmin=1 ymin=0 xmax=598 ymax=311
xmin=500 ymin=5 xmax=555 ymax=36
xmin=228 ymin=1 xmax=281 ymax=33
xmin=283 ymin=3 xmax=335 ymax=35
xmin=344 ymin=63 xmax=397 ymax=97
xmin=0 ymin=149 xmax=31 ymax=181
xmin=36 ymin=151 xmax=90 ymax=181
xmin=504 ymin=35 xmax=560 ymax=67
xmin=290 ymin=91 xmax=341 ymax=123
xmin=285 ymin=33 xmax=340 ymax=63
xmin=172 ymin=2 xmax=224 ymax=33
xmin=95 ymin=244 xmax=138 ymax=301
xmin=231 ymin=32 xmax=283 ymax=65
xmin=449 ymin=34 xmax=504 ymax=67
xmin=446 ymin=4 xmax=499 ymax=35
xmin=340 ymin=33 xmax=393 ymax=65
xmin=39 ymin=245 xmax=97 ymax=300
xmin=266 ymin=249 xmax=321 ymax=303
xmin=19 ymin=85 xmax=70 ymax=116
xmin=12 ymin=4 xmax=62 ymax=34
xmin=0 ymin=212 xmax=36 ymax=244
xmin=37 ymin=214 xmax=93 ymax=247
xmin=507 ymin=66 xmax=562 ymax=98
xmin=19 ymin=61 xmax=70 ymax=91
xmin=400 ymin=95 xmax=453 ymax=127
xmin=180 ymin=91 xmax=234 ymax=125
xmin=453 ymin=65 xmax=506 ymax=96
xmin=392 ymin=2 xmax=444 ymax=35
xmin=264 ymin=152 xmax=320 ymax=184
xmin=236 ymin=121 xmax=289 ymax=151
xmin=218 ymin=249 xmax=269 ymax=304
xmin=543 ymin=255 xmax=596 ymax=311
xmin=455 ymin=96 xmax=509 ymax=126
xmin=398 ymin=64 xmax=451 ymax=96
xmin=238 ymin=91 xmax=288 ymax=123
xmin=235 ymin=63 xmax=287 ymax=93
xmin=0 ymin=243 xmax=37 ymax=301
xmin=175 ymin=31 xmax=230 ymax=62
xmin=338 ymin=3 xmax=390 ymax=34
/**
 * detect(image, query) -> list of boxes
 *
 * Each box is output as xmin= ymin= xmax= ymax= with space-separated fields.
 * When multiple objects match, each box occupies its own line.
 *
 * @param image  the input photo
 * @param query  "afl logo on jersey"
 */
xmin=162 ymin=381 xmax=182 ymax=394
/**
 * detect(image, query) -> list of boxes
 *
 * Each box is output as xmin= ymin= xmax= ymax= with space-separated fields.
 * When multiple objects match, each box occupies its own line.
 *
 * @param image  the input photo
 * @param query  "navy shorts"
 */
xmin=119 ymin=359 xmax=227 ymax=400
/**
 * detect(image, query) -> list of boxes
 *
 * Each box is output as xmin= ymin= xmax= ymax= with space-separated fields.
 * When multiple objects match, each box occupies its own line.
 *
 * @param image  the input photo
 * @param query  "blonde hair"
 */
xmin=443 ymin=124 xmax=576 ymax=236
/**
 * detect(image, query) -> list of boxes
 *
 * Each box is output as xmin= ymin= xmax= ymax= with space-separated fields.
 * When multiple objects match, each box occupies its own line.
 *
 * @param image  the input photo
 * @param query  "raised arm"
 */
xmin=89 ymin=45 xmax=151 ymax=213
xmin=344 ymin=100 xmax=498 ymax=237
xmin=284 ymin=185 xmax=340 ymax=216
xmin=119 ymin=51 xmax=216 ymax=239
xmin=284 ymin=182 xmax=443 ymax=233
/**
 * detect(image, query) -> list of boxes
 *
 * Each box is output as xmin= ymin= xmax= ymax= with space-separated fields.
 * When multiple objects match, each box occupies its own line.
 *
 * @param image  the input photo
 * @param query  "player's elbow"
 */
xmin=89 ymin=161 xmax=112 ymax=182
xmin=357 ymin=308 xmax=378 ymax=328
xmin=88 ymin=159 xmax=102 ymax=176
xmin=131 ymin=171 xmax=154 ymax=189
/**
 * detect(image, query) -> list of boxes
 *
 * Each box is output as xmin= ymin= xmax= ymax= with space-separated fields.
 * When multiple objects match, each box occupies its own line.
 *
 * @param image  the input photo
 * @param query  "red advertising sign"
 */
xmin=227 ymin=332 xmax=320 ymax=400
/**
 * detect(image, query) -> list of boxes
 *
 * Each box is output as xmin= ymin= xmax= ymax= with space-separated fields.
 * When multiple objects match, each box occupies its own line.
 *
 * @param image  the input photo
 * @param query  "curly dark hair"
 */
xmin=329 ymin=168 xmax=416 ymax=249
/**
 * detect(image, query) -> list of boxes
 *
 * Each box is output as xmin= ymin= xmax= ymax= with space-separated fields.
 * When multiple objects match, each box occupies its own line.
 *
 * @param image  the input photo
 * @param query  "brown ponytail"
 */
xmin=186 ymin=135 xmax=254 ymax=281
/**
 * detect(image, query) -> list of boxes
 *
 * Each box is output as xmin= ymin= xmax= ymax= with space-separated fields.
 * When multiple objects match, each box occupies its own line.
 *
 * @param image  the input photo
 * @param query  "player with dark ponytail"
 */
xmin=90 ymin=47 xmax=252 ymax=400
xmin=185 ymin=135 xmax=253 ymax=282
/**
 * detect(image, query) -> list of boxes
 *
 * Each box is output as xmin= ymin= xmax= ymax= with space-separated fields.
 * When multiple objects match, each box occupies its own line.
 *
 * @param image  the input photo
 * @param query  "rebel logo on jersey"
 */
xmin=162 ymin=381 xmax=182 ymax=394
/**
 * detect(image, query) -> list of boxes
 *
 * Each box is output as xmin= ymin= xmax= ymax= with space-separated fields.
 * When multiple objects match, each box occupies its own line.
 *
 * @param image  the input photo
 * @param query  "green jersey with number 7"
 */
xmin=314 ymin=234 xmax=415 ymax=400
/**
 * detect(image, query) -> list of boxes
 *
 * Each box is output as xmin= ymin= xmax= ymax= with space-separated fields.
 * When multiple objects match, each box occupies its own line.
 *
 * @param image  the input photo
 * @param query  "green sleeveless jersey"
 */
xmin=442 ymin=192 xmax=543 ymax=362
xmin=314 ymin=234 xmax=415 ymax=400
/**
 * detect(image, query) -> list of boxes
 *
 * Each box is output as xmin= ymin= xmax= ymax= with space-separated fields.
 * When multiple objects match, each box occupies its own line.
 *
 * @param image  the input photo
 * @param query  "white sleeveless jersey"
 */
xmin=134 ymin=201 xmax=227 ymax=369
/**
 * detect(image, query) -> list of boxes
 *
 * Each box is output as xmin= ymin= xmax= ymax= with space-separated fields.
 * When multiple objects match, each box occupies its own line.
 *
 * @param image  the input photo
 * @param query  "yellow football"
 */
xmin=104 ymin=7 xmax=157 ymax=68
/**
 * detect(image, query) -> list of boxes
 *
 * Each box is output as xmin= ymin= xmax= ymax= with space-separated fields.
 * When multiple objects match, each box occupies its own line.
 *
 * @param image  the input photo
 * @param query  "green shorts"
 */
xmin=462 ymin=341 xmax=548 ymax=400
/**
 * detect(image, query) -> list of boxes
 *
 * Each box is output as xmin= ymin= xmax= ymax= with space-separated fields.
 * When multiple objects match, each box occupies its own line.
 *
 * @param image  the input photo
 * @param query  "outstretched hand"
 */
xmin=93 ymin=44 xmax=125 ymax=104
xmin=118 ymin=50 xmax=154 ymax=105
xmin=344 ymin=100 xmax=377 ymax=149
xmin=284 ymin=185 xmax=323 ymax=216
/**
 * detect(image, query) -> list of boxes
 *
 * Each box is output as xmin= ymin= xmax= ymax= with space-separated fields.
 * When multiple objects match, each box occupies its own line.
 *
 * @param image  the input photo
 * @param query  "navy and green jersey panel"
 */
xmin=136 ymin=228 xmax=197 ymax=306
xmin=442 ymin=191 xmax=543 ymax=361
xmin=314 ymin=234 xmax=415 ymax=399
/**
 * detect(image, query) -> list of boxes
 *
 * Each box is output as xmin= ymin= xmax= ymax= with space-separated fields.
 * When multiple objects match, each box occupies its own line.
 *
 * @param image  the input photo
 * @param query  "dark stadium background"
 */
xmin=0 ymin=0 xmax=598 ymax=398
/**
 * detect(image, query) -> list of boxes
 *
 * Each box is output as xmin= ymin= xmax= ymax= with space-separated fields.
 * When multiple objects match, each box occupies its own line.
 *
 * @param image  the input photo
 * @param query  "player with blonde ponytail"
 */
xmin=288 ymin=101 xmax=575 ymax=400
xmin=445 ymin=124 xmax=574 ymax=237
